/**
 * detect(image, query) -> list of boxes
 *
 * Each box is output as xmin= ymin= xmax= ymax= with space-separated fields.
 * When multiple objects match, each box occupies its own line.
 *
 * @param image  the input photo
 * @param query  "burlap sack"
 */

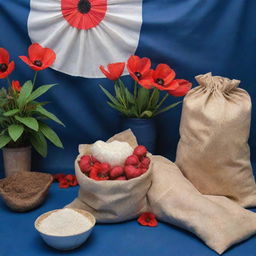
xmin=176 ymin=72 xmax=256 ymax=207
xmin=148 ymin=155 xmax=256 ymax=254
xmin=66 ymin=129 xmax=152 ymax=223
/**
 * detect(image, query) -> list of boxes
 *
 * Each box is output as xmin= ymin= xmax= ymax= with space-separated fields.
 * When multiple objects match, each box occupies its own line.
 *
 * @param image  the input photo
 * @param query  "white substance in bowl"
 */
xmin=91 ymin=140 xmax=133 ymax=166
xmin=39 ymin=209 xmax=92 ymax=236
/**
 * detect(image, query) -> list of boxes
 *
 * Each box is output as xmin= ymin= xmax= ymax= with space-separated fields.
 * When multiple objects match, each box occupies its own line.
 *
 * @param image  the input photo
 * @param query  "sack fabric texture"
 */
xmin=176 ymin=72 xmax=256 ymax=207
xmin=67 ymin=129 xmax=256 ymax=254
xmin=66 ymin=130 xmax=151 ymax=223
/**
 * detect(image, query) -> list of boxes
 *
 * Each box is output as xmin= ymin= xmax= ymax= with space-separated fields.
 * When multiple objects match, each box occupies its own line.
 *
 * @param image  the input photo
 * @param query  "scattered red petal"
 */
xmin=53 ymin=173 xmax=79 ymax=188
xmin=137 ymin=212 xmax=158 ymax=227
xmin=59 ymin=179 xmax=70 ymax=188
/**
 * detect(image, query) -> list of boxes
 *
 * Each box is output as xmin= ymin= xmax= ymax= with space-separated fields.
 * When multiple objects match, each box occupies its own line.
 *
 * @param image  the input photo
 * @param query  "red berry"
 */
xmin=140 ymin=157 xmax=150 ymax=168
xmin=125 ymin=155 xmax=139 ymax=166
xmin=79 ymin=155 xmax=92 ymax=172
xmin=133 ymin=145 xmax=147 ymax=158
xmin=101 ymin=162 xmax=111 ymax=172
xmin=80 ymin=155 xmax=91 ymax=164
xmin=91 ymin=155 xmax=100 ymax=164
xmin=124 ymin=165 xmax=142 ymax=179
xmin=140 ymin=168 xmax=148 ymax=174
xmin=115 ymin=176 xmax=127 ymax=181
xmin=110 ymin=166 xmax=124 ymax=179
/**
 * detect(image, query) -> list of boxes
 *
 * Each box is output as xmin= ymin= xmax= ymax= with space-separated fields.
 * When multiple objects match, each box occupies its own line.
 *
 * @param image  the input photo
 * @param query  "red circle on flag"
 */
xmin=61 ymin=0 xmax=107 ymax=30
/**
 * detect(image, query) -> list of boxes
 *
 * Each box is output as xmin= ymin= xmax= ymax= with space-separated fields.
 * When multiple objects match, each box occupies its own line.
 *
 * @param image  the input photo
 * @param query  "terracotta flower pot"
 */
xmin=3 ymin=146 xmax=31 ymax=177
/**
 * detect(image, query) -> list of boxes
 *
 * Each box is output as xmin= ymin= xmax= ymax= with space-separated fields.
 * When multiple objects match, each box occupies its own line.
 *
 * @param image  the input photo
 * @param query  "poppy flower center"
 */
xmin=33 ymin=60 xmax=42 ymax=67
xmin=156 ymin=78 xmax=164 ymax=85
xmin=77 ymin=0 xmax=91 ymax=14
xmin=0 ymin=63 xmax=8 ymax=72
xmin=135 ymin=72 xmax=142 ymax=79
xmin=145 ymin=217 xmax=151 ymax=222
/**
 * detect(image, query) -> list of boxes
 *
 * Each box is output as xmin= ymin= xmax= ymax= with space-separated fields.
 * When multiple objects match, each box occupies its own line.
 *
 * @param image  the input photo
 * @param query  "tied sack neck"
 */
xmin=195 ymin=72 xmax=240 ymax=93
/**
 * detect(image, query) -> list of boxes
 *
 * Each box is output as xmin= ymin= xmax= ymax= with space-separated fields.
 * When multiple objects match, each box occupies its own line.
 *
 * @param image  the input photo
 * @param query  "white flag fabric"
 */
xmin=28 ymin=0 xmax=143 ymax=78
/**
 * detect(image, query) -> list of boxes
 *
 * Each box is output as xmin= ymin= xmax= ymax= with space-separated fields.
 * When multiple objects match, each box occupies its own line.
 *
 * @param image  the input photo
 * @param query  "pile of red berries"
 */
xmin=78 ymin=145 xmax=150 ymax=181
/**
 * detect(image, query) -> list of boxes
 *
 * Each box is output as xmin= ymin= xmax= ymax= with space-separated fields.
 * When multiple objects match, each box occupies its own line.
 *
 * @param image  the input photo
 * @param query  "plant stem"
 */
xmin=33 ymin=71 xmax=38 ymax=87
xmin=156 ymin=93 xmax=169 ymax=109
xmin=6 ymin=77 xmax=11 ymax=87
xmin=134 ymin=81 xmax=138 ymax=99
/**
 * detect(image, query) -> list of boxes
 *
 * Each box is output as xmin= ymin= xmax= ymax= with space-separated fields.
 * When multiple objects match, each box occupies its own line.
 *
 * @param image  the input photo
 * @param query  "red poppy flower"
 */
xmin=61 ymin=0 xmax=107 ymax=30
xmin=53 ymin=173 xmax=66 ymax=182
xmin=59 ymin=179 xmax=70 ymax=188
xmin=70 ymin=176 xmax=78 ymax=186
xmin=0 ymin=48 xmax=15 ymax=79
xmin=89 ymin=162 xmax=109 ymax=181
xmin=127 ymin=55 xmax=153 ymax=89
xmin=137 ymin=212 xmax=158 ymax=227
xmin=66 ymin=174 xmax=78 ymax=186
xmin=168 ymin=79 xmax=192 ymax=97
xmin=12 ymin=80 xmax=22 ymax=92
xmin=100 ymin=62 xmax=125 ymax=81
xmin=19 ymin=43 xmax=56 ymax=71
xmin=151 ymin=64 xmax=179 ymax=91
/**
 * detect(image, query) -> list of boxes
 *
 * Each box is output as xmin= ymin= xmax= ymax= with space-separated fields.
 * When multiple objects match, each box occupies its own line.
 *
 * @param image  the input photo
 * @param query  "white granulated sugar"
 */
xmin=39 ymin=209 xmax=92 ymax=236
xmin=91 ymin=140 xmax=133 ymax=166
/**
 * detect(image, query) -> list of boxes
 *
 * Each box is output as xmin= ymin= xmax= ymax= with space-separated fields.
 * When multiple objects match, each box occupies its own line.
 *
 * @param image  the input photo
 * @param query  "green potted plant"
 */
xmin=99 ymin=55 xmax=192 ymax=153
xmin=0 ymin=43 xmax=64 ymax=177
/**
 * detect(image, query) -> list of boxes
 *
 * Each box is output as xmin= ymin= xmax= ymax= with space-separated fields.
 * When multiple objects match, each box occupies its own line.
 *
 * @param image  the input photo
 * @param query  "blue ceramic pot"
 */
xmin=121 ymin=118 xmax=156 ymax=153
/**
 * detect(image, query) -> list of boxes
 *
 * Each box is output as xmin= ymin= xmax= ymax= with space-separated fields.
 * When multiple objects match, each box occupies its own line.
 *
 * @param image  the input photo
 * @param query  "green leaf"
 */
xmin=114 ymin=83 xmax=126 ymax=107
xmin=124 ymin=87 xmax=135 ymax=104
xmin=17 ymin=80 xmax=33 ymax=108
xmin=39 ymin=122 xmax=63 ymax=148
xmin=148 ymin=88 xmax=159 ymax=109
xmin=0 ymin=135 xmax=11 ymax=148
xmin=107 ymin=102 xmax=129 ymax=116
xmin=15 ymin=116 xmax=39 ymax=131
xmin=99 ymin=85 xmax=121 ymax=106
xmin=8 ymin=124 xmax=24 ymax=142
xmin=140 ymin=110 xmax=153 ymax=118
xmin=36 ymin=106 xmax=65 ymax=126
xmin=155 ymin=101 xmax=182 ymax=116
xmin=28 ymin=84 xmax=56 ymax=101
xmin=3 ymin=109 xmax=20 ymax=117
xmin=136 ymin=87 xmax=150 ymax=113
xmin=30 ymin=132 xmax=47 ymax=157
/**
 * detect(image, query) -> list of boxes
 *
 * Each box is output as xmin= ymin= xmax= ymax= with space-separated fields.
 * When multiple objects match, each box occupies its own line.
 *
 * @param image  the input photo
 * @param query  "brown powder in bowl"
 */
xmin=0 ymin=172 xmax=53 ymax=212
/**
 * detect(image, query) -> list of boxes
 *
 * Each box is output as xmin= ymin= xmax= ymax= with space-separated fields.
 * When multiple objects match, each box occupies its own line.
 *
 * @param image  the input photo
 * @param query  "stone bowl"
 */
xmin=0 ymin=171 xmax=53 ymax=212
xmin=34 ymin=209 xmax=96 ymax=250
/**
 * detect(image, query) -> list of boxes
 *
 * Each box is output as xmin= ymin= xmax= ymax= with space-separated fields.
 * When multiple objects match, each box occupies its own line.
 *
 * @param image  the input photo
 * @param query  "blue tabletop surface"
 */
xmin=0 ymin=183 xmax=256 ymax=256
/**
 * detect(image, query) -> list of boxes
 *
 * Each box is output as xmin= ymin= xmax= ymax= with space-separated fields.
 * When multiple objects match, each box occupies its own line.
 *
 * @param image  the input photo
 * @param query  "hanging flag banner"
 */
xmin=28 ymin=0 xmax=143 ymax=78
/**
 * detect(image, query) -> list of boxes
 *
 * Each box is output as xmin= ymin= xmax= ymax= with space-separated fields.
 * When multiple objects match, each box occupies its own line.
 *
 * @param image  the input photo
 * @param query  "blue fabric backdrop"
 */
xmin=0 ymin=0 xmax=256 ymax=175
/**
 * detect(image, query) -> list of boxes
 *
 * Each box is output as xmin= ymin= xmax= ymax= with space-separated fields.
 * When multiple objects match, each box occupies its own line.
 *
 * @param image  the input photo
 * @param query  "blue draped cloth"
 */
xmin=1 ymin=1 xmax=256 ymax=255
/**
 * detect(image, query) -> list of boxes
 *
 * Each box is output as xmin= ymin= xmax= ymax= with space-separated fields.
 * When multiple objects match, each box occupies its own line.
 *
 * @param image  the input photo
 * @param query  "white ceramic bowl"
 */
xmin=34 ymin=208 xmax=96 ymax=250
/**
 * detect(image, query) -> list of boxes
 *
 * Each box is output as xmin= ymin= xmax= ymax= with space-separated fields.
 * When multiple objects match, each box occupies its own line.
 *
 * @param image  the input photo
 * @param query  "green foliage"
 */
xmin=0 ymin=82 xmax=64 ymax=157
xmin=100 ymin=80 xmax=181 ymax=118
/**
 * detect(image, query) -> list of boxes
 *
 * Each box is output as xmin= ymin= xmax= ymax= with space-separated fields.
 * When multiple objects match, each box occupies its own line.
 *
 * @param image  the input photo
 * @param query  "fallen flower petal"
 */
xmin=137 ymin=212 xmax=158 ymax=227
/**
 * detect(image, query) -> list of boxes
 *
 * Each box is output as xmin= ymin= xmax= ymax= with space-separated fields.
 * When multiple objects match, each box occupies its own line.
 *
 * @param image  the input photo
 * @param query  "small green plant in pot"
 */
xmin=0 ymin=43 xmax=64 ymax=177
xmin=99 ymin=55 xmax=192 ymax=152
